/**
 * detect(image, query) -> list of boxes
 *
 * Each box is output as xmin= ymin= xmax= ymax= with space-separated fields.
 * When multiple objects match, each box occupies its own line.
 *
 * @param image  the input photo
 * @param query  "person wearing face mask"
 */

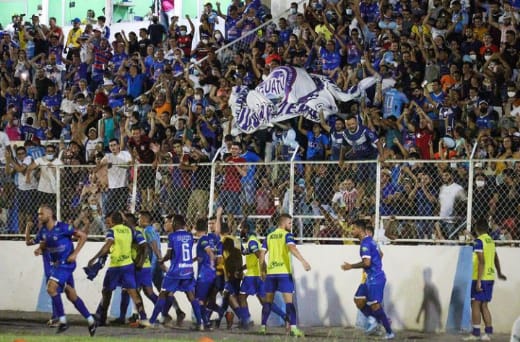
xmin=504 ymin=83 xmax=520 ymax=117
xmin=26 ymin=144 xmax=63 ymax=209
xmin=5 ymin=146 xmax=38 ymax=232
xmin=472 ymin=174 xmax=492 ymax=224
xmin=175 ymin=15 xmax=195 ymax=58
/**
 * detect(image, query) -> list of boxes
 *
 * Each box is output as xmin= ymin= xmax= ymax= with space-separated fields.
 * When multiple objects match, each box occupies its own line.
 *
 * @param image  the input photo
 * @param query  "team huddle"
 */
xmin=25 ymin=205 xmax=504 ymax=340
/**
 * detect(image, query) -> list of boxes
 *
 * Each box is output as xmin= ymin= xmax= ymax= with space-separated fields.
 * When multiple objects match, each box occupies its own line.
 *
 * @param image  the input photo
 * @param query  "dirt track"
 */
xmin=0 ymin=311 xmax=510 ymax=341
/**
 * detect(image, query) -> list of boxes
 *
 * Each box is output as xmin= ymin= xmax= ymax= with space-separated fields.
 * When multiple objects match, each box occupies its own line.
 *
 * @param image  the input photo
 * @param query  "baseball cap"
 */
xmin=72 ymin=17 xmax=81 ymax=23
xmin=93 ymin=26 xmax=102 ymax=32
xmin=479 ymin=99 xmax=488 ymax=105
xmin=297 ymin=178 xmax=305 ymax=187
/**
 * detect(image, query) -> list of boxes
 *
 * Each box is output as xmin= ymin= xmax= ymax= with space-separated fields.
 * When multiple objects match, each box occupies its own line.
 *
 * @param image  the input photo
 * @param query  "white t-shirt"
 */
xmin=15 ymin=156 xmax=38 ymax=191
xmin=0 ymin=131 xmax=10 ymax=164
xmin=103 ymin=150 xmax=132 ymax=189
xmin=34 ymin=156 xmax=63 ymax=194
xmin=439 ymin=182 xmax=464 ymax=218
xmin=83 ymin=137 xmax=102 ymax=162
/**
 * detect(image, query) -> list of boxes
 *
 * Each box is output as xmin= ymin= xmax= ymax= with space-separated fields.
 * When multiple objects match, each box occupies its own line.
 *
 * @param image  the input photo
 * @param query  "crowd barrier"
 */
xmin=1 ymin=158 xmax=519 ymax=242
xmin=1 ymin=242 xmax=518 ymax=333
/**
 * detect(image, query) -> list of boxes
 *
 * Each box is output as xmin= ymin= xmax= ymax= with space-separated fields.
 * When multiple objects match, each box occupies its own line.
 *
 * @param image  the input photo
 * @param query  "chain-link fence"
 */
xmin=1 ymin=159 xmax=519 ymax=242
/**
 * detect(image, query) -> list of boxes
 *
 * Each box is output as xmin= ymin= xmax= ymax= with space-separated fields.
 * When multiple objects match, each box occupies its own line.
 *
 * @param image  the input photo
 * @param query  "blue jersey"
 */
xmin=42 ymin=94 xmax=62 ymax=117
xmin=320 ymin=47 xmax=341 ymax=72
xmin=36 ymin=222 xmax=76 ymax=264
xmin=225 ymin=17 xmax=241 ymax=42
xmin=22 ymin=97 xmax=37 ymax=113
xmin=208 ymin=232 xmax=222 ymax=257
xmin=342 ymin=125 xmax=379 ymax=160
xmin=329 ymin=129 xmax=345 ymax=160
xmin=167 ymin=229 xmax=194 ymax=279
xmin=241 ymin=150 xmax=261 ymax=183
xmin=144 ymin=225 xmax=161 ymax=265
xmin=383 ymin=88 xmax=409 ymax=119
xmin=306 ymin=131 xmax=329 ymax=160
xmin=196 ymin=235 xmax=215 ymax=281
xmin=360 ymin=236 xmax=385 ymax=283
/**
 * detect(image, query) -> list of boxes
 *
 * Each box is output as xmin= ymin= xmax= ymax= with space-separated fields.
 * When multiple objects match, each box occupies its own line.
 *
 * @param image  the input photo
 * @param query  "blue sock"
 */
xmin=51 ymin=298 xmax=58 ymax=319
xmin=241 ymin=306 xmax=251 ymax=322
xmin=286 ymin=303 xmax=297 ymax=325
xmin=485 ymin=326 xmax=493 ymax=335
xmin=145 ymin=291 xmax=158 ymax=304
xmin=200 ymin=305 xmax=209 ymax=325
xmin=472 ymin=325 xmax=481 ymax=337
xmin=261 ymin=303 xmax=272 ymax=325
xmin=360 ymin=305 xmax=373 ymax=318
xmin=51 ymin=294 xmax=65 ymax=319
xmin=162 ymin=296 xmax=173 ymax=317
xmin=372 ymin=307 xmax=392 ymax=334
xmin=120 ymin=291 xmax=130 ymax=320
xmin=72 ymin=297 xmax=91 ymax=319
xmin=271 ymin=303 xmax=286 ymax=320
xmin=191 ymin=299 xmax=202 ymax=325
xmin=150 ymin=297 xmax=166 ymax=324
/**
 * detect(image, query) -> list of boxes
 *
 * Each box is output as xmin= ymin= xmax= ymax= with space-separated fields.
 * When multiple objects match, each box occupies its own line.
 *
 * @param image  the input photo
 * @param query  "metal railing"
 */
xmin=1 ymin=158 xmax=519 ymax=244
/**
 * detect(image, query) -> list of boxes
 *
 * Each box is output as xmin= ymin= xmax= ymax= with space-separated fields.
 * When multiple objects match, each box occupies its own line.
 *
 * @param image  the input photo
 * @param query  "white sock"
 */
xmin=87 ymin=316 xmax=95 ymax=325
xmin=59 ymin=316 xmax=67 ymax=324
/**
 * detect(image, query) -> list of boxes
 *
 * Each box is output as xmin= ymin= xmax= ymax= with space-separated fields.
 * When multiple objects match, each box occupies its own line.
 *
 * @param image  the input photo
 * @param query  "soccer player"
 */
xmin=259 ymin=213 xmax=311 ymax=337
xmin=149 ymin=214 xmax=204 ymax=330
xmin=88 ymin=211 xmax=150 ymax=327
xmin=33 ymin=204 xmax=97 ymax=335
xmin=341 ymin=220 xmax=394 ymax=340
xmin=463 ymin=219 xmax=506 ymax=341
xmin=194 ymin=218 xmax=217 ymax=329
xmin=238 ymin=218 xmax=286 ymax=328
xmin=113 ymin=213 xmax=158 ymax=325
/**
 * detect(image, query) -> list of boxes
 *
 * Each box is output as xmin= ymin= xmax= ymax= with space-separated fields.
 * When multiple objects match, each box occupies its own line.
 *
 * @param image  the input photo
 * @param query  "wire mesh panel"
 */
xmin=291 ymin=160 xmax=378 ymax=240
xmin=378 ymin=160 xmax=469 ymax=240
xmin=155 ymin=162 xmax=212 ymax=230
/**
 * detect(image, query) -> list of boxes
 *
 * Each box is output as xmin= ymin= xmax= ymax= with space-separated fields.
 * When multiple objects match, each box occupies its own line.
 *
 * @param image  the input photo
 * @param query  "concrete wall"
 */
xmin=1 ymin=241 xmax=518 ymax=333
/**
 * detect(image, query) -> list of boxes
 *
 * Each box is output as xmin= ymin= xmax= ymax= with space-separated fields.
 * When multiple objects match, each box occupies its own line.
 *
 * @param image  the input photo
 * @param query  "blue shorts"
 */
xmin=195 ymin=277 xmax=216 ymax=301
xmin=354 ymin=283 xmax=368 ymax=299
xmin=135 ymin=267 xmax=153 ymax=288
xmin=162 ymin=276 xmax=195 ymax=293
xmin=264 ymin=274 xmax=294 ymax=294
xmin=103 ymin=264 xmax=137 ymax=291
xmin=366 ymin=279 xmax=386 ymax=305
xmin=224 ymin=279 xmax=241 ymax=295
xmin=471 ymin=280 xmax=494 ymax=302
xmin=240 ymin=276 xmax=266 ymax=297
xmin=48 ymin=262 xmax=76 ymax=291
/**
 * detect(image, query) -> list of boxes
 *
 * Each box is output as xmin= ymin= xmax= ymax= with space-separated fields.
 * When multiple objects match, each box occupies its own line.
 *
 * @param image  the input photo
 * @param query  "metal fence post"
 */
xmin=208 ymin=148 xmax=222 ymax=218
xmin=289 ymin=150 xmax=298 ymax=238
xmin=374 ymin=160 xmax=382 ymax=234
xmin=466 ymin=142 xmax=478 ymax=232
xmin=56 ymin=165 xmax=61 ymax=221
xmin=130 ymin=164 xmax=139 ymax=214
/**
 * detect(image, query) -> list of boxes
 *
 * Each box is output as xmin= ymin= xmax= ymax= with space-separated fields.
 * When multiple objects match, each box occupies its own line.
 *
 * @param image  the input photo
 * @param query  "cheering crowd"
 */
xmin=0 ymin=0 xmax=519 ymax=241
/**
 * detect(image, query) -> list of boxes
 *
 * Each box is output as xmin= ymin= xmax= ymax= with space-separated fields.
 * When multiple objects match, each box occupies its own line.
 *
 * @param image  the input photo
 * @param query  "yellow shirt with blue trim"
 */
xmin=244 ymin=234 xmax=261 ymax=277
xmin=472 ymin=233 xmax=496 ymax=281
xmin=262 ymin=228 xmax=295 ymax=275
xmin=107 ymin=224 xmax=145 ymax=268
xmin=133 ymin=226 xmax=151 ymax=268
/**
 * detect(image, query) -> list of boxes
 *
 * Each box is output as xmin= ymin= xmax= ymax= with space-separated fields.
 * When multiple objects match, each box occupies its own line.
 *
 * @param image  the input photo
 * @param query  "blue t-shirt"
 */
xmin=196 ymin=235 xmax=216 ymax=281
xmin=320 ymin=47 xmax=341 ymax=72
xmin=360 ymin=235 xmax=385 ymax=283
xmin=36 ymin=222 xmax=75 ymax=264
xmin=241 ymin=150 xmax=261 ymax=183
xmin=306 ymin=131 xmax=329 ymax=160
xmin=167 ymin=229 xmax=194 ymax=279
xmin=329 ymin=129 xmax=345 ymax=161
xmin=383 ymin=88 xmax=409 ymax=119
xmin=144 ymin=225 xmax=161 ymax=265
xmin=208 ymin=232 xmax=222 ymax=258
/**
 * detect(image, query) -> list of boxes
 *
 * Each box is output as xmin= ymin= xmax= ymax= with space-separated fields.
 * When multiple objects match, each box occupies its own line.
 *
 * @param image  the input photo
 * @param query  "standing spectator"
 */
xmin=100 ymin=139 xmax=132 ymax=215
xmin=26 ymin=144 xmax=63 ymax=209
xmin=434 ymin=169 xmax=465 ymax=239
xmin=127 ymin=126 xmax=155 ymax=211
xmin=148 ymin=16 xmax=167 ymax=47
xmin=217 ymin=142 xmax=247 ymax=215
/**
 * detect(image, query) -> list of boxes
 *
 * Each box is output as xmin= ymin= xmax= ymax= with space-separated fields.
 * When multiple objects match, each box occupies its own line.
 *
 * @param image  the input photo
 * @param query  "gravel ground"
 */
xmin=0 ymin=310 xmax=511 ymax=341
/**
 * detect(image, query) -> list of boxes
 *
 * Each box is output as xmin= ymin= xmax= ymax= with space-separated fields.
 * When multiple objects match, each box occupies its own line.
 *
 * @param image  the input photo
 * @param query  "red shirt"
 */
xmin=415 ymin=128 xmax=433 ymax=159
xmin=176 ymin=34 xmax=193 ymax=57
xmin=128 ymin=135 xmax=155 ymax=163
xmin=221 ymin=155 xmax=246 ymax=192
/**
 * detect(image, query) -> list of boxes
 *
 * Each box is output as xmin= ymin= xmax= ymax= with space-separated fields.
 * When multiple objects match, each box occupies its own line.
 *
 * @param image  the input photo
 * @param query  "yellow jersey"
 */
xmin=107 ymin=224 xmax=135 ymax=268
xmin=264 ymin=228 xmax=295 ymax=275
xmin=472 ymin=233 xmax=496 ymax=281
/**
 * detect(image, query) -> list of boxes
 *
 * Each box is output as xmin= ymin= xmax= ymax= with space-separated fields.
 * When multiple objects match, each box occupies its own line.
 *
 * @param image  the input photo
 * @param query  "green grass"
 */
xmin=0 ymin=335 xmax=206 ymax=342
